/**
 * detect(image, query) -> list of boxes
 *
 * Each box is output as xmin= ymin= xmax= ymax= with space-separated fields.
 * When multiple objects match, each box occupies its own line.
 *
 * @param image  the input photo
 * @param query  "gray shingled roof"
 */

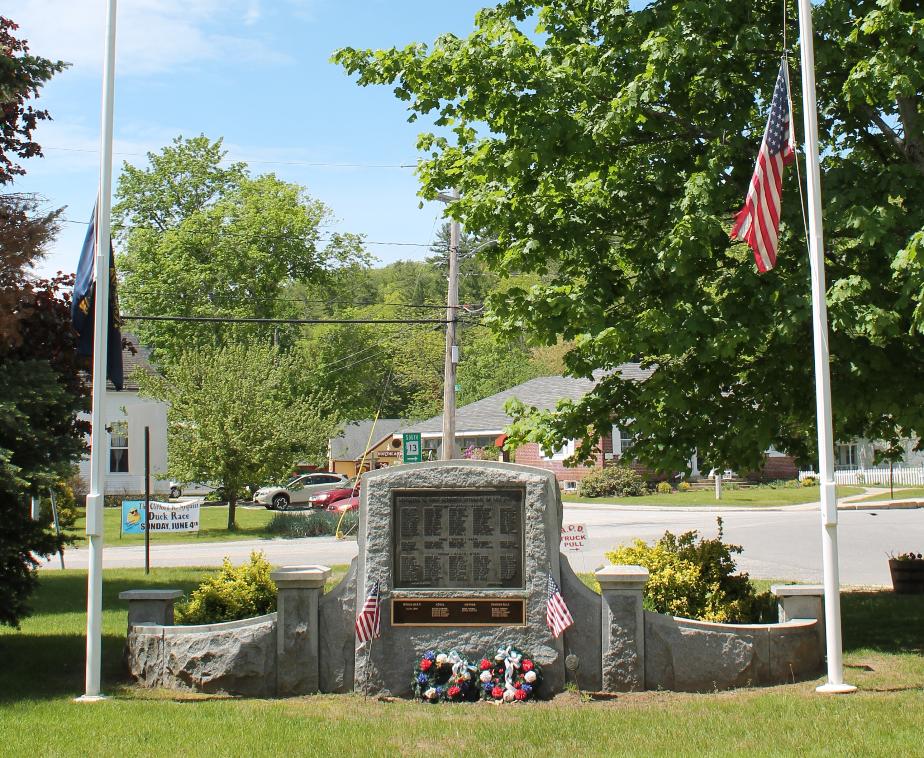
xmin=109 ymin=333 xmax=156 ymax=391
xmin=399 ymin=363 xmax=652 ymax=436
xmin=330 ymin=419 xmax=408 ymax=460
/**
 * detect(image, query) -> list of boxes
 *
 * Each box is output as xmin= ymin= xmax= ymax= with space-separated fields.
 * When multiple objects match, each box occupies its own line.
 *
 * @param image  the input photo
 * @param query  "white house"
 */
xmin=78 ymin=336 xmax=170 ymax=496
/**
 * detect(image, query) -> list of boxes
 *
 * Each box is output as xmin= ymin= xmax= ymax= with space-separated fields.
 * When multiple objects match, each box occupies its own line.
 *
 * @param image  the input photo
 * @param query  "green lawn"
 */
xmin=855 ymin=487 xmax=924 ymax=503
xmin=67 ymin=504 xmax=283 ymax=546
xmin=0 ymin=568 xmax=921 ymax=756
xmin=563 ymin=485 xmax=865 ymax=507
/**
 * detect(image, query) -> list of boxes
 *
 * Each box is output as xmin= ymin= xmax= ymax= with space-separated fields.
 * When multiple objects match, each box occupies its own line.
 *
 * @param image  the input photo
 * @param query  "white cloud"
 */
xmin=244 ymin=1 xmax=261 ymax=26
xmin=6 ymin=0 xmax=302 ymax=76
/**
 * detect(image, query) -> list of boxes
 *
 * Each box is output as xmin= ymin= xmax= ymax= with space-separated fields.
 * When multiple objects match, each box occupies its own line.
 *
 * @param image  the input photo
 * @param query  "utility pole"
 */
xmin=438 ymin=189 xmax=460 ymax=460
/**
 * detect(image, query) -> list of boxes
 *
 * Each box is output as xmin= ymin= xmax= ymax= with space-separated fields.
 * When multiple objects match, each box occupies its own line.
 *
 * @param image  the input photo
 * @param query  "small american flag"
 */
xmin=355 ymin=580 xmax=381 ymax=643
xmin=546 ymin=572 xmax=574 ymax=638
xmin=731 ymin=58 xmax=796 ymax=273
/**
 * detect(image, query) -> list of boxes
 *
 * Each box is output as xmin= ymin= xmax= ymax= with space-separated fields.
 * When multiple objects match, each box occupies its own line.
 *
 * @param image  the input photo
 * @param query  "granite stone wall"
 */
xmin=643 ymin=614 xmax=822 ymax=691
xmin=319 ymin=558 xmax=358 ymax=693
xmin=126 ymin=613 xmax=278 ymax=697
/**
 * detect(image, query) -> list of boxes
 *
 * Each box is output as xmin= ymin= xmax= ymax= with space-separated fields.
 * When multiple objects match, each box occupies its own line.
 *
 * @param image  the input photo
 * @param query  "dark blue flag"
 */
xmin=72 ymin=204 xmax=124 ymax=390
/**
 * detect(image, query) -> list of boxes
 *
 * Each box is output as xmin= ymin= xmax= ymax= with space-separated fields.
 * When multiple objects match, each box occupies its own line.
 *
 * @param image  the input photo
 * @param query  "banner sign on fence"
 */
xmin=561 ymin=523 xmax=588 ymax=552
xmin=121 ymin=500 xmax=146 ymax=534
xmin=121 ymin=499 xmax=201 ymax=533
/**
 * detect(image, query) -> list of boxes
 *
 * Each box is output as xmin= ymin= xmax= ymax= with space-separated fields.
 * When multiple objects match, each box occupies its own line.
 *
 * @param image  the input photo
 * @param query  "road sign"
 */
xmin=403 ymin=432 xmax=422 ymax=463
xmin=561 ymin=523 xmax=588 ymax=552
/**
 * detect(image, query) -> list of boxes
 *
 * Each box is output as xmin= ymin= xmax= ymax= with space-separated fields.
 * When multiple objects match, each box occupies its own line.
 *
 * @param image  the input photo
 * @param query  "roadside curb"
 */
xmin=838 ymin=500 xmax=924 ymax=511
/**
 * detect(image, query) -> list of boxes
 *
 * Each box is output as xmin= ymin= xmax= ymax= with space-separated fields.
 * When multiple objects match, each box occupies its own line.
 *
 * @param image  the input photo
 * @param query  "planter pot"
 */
xmin=888 ymin=559 xmax=924 ymax=594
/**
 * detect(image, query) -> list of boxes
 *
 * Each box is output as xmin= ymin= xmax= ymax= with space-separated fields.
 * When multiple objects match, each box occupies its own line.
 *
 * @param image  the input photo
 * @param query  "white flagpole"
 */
xmin=796 ymin=0 xmax=856 ymax=695
xmin=78 ymin=0 xmax=118 ymax=702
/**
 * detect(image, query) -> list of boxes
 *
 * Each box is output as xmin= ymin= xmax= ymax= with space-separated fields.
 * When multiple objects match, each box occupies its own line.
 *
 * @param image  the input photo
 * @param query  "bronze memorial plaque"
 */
xmin=391 ymin=598 xmax=526 ymax=626
xmin=392 ymin=488 xmax=525 ymax=589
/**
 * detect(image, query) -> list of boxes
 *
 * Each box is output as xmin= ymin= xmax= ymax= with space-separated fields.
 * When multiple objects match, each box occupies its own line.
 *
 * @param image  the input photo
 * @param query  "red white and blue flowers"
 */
xmin=410 ymin=645 xmax=542 ymax=703
xmin=478 ymin=645 xmax=542 ymax=702
xmin=411 ymin=650 xmax=476 ymax=702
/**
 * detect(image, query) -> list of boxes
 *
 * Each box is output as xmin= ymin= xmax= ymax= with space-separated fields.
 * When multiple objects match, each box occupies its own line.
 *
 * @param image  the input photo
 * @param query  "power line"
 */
xmin=121 ymin=315 xmax=454 ymax=325
xmin=120 ymin=288 xmax=474 ymax=311
xmin=42 ymin=145 xmax=418 ymax=169
xmin=59 ymin=217 xmax=440 ymax=249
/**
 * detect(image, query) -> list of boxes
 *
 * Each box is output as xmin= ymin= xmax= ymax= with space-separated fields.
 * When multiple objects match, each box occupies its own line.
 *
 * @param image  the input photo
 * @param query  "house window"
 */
xmin=611 ymin=426 xmax=633 ymax=458
xmin=109 ymin=421 xmax=129 ymax=473
xmin=540 ymin=439 xmax=576 ymax=462
xmin=835 ymin=443 xmax=858 ymax=469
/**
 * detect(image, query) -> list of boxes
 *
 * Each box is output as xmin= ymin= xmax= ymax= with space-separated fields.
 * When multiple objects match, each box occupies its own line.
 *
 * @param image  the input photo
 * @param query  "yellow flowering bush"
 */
xmin=605 ymin=518 xmax=776 ymax=623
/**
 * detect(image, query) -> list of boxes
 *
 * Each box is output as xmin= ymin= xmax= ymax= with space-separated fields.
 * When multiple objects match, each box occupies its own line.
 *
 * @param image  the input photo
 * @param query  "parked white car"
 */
xmin=253 ymin=472 xmax=349 ymax=510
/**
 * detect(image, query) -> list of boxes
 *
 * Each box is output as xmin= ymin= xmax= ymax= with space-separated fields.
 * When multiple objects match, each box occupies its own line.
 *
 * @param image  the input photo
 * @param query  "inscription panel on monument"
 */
xmin=392 ymin=488 xmax=524 ymax=589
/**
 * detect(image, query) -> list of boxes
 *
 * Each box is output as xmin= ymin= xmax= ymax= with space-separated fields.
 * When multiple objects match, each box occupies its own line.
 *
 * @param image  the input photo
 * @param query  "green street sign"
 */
xmin=402 ymin=432 xmax=422 ymax=463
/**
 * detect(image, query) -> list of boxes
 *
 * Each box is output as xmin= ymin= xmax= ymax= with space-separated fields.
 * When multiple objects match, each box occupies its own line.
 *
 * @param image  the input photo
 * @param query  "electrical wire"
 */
xmin=119 ymin=288 xmax=471 ymax=310
xmin=121 ymin=314 xmax=453 ymax=325
xmin=42 ymin=145 xmax=418 ymax=169
xmin=60 ymin=217 xmax=441 ymax=249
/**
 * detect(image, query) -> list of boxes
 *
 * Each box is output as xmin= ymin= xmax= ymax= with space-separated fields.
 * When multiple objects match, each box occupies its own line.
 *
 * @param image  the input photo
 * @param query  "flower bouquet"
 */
xmin=478 ymin=645 xmax=542 ymax=702
xmin=411 ymin=650 xmax=477 ymax=702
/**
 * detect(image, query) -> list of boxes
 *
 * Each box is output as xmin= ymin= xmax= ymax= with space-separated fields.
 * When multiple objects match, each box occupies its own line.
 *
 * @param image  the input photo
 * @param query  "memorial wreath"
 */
xmin=411 ymin=650 xmax=477 ymax=702
xmin=478 ymin=645 xmax=542 ymax=702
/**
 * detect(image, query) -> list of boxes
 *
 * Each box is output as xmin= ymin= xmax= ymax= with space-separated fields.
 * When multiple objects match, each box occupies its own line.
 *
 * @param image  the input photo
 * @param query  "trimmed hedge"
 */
xmin=175 ymin=551 xmax=276 ymax=624
xmin=577 ymin=465 xmax=647 ymax=498
xmin=605 ymin=518 xmax=777 ymax=623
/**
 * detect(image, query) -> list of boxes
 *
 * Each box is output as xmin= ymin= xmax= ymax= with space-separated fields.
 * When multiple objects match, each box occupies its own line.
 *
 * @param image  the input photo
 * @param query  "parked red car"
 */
xmin=308 ymin=479 xmax=358 ymax=509
xmin=326 ymin=495 xmax=359 ymax=513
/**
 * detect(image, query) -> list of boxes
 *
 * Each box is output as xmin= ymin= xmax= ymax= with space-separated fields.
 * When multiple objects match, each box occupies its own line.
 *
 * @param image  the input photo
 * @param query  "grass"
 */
xmin=66 ymin=504 xmax=293 ymax=546
xmin=0 ymin=568 xmax=921 ymax=756
xmin=563 ymin=485 xmax=865 ymax=507
xmin=855 ymin=486 xmax=924 ymax=503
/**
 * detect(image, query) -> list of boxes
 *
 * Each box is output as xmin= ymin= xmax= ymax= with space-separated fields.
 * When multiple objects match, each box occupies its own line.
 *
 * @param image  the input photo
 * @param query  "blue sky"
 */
xmin=8 ymin=0 xmax=497 ymax=277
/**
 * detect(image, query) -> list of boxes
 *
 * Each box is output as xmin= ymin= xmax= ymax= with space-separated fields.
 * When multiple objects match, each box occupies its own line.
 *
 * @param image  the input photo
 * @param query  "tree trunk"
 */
xmin=227 ymin=493 xmax=237 ymax=530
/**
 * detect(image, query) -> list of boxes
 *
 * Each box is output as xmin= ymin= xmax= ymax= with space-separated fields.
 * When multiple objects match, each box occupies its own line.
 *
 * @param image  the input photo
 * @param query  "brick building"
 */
xmin=394 ymin=366 xmax=797 ymax=489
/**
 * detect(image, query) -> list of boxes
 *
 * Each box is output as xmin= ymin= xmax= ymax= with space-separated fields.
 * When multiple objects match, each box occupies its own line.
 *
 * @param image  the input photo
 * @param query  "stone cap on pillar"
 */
xmin=119 ymin=589 xmax=184 ymax=601
xmin=770 ymin=584 xmax=824 ymax=598
xmin=271 ymin=565 xmax=331 ymax=589
xmin=595 ymin=564 xmax=649 ymax=591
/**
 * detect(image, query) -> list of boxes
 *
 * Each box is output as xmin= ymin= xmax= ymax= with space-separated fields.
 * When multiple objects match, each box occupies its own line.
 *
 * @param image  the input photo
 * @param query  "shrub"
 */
xmin=604 ymin=518 xmax=777 ymax=623
xmin=265 ymin=510 xmax=356 ymax=538
xmin=577 ymin=465 xmax=646 ymax=498
xmin=40 ymin=480 xmax=80 ymax=529
xmin=176 ymin=551 xmax=276 ymax=625
xmin=656 ymin=481 xmax=672 ymax=494
xmin=677 ymin=481 xmax=691 ymax=492
xmin=801 ymin=476 xmax=818 ymax=487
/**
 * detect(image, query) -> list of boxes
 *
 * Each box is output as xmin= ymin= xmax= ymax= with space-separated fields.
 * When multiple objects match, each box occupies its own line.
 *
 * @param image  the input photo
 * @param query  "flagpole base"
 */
xmin=815 ymin=682 xmax=857 ymax=695
xmin=75 ymin=694 xmax=108 ymax=703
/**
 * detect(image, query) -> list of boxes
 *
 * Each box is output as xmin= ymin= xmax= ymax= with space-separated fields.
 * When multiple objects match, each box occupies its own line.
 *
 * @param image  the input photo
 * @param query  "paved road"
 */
xmin=40 ymin=504 xmax=923 ymax=586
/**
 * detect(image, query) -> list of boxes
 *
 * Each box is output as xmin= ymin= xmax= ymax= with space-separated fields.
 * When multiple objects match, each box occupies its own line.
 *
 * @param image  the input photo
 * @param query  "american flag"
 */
xmin=731 ymin=58 xmax=796 ymax=273
xmin=546 ymin=572 xmax=574 ymax=638
xmin=355 ymin=580 xmax=381 ymax=643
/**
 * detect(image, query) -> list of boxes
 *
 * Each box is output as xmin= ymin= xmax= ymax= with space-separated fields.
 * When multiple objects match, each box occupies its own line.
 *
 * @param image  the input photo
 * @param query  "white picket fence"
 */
xmin=798 ymin=466 xmax=924 ymax=486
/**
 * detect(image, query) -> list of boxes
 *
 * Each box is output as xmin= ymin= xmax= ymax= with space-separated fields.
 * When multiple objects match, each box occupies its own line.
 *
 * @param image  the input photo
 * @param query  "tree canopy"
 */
xmin=0 ymin=18 xmax=77 ymax=626
xmin=334 ymin=0 xmax=924 ymax=472
xmin=114 ymin=135 xmax=368 ymax=363
xmin=138 ymin=343 xmax=336 ymax=529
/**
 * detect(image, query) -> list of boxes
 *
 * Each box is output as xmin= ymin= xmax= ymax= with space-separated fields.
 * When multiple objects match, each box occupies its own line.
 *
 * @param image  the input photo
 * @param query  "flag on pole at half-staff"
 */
xmin=72 ymin=202 xmax=124 ymax=390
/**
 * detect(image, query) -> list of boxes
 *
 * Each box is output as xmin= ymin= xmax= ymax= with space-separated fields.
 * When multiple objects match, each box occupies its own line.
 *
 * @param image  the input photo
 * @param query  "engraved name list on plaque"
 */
xmin=392 ymin=489 xmax=524 ymax=589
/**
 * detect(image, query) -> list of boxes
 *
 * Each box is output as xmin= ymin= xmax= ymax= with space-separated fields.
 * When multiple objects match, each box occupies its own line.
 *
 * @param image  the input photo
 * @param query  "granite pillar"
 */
xmin=596 ymin=565 xmax=648 ymax=692
xmin=772 ymin=584 xmax=825 ymax=652
xmin=119 ymin=589 xmax=183 ymax=627
xmin=272 ymin=565 xmax=330 ymax=696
